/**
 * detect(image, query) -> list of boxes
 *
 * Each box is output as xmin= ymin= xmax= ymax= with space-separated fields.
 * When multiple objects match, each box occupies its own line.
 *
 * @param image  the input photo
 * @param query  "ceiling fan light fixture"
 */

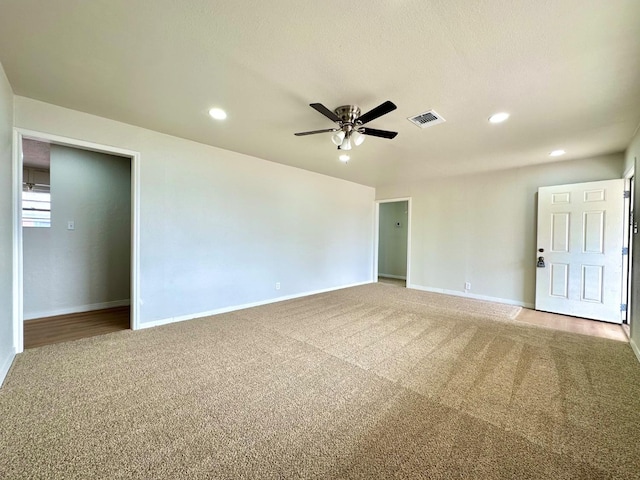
xmin=352 ymin=131 xmax=365 ymax=146
xmin=331 ymin=130 xmax=345 ymax=146
xmin=339 ymin=136 xmax=352 ymax=151
xmin=339 ymin=154 xmax=350 ymax=163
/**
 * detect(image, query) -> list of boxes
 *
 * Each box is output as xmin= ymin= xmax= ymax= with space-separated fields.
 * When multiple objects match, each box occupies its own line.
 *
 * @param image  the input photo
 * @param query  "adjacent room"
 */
xmin=0 ymin=1 xmax=639 ymax=478
xmin=21 ymin=140 xmax=132 ymax=348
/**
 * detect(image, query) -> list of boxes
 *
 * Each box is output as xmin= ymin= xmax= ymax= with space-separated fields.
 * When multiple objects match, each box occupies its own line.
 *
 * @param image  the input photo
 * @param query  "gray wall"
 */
xmin=14 ymin=97 xmax=375 ymax=327
xmin=377 ymin=153 xmax=624 ymax=306
xmin=378 ymin=201 xmax=408 ymax=278
xmin=23 ymin=145 xmax=131 ymax=319
xmin=0 ymin=62 xmax=14 ymax=385
xmin=628 ymin=129 xmax=640 ymax=359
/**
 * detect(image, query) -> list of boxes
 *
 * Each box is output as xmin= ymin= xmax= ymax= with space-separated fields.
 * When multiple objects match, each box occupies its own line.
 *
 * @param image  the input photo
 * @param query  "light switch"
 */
xmin=67 ymin=221 xmax=75 ymax=230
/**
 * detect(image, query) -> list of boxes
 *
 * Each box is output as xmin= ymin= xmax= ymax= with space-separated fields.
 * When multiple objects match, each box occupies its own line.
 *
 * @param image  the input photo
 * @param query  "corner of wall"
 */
xmin=0 ymin=348 xmax=15 ymax=387
xmin=630 ymin=337 xmax=640 ymax=365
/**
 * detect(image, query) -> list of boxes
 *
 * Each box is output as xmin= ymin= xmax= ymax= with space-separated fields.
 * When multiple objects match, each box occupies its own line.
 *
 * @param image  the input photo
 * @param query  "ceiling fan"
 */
xmin=294 ymin=101 xmax=398 ymax=150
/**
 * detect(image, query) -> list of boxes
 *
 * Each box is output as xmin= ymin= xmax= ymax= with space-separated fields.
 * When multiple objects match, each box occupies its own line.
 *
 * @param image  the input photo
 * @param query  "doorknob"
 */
xmin=537 ymin=256 xmax=545 ymax=268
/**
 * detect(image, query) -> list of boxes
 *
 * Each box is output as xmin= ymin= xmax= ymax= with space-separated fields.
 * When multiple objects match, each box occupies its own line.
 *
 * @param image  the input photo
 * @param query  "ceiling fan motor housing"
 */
xmin=335 ymin=105 xmax=363 ymax=146
xmin=334 ymin=105 xmax=361 ymax=125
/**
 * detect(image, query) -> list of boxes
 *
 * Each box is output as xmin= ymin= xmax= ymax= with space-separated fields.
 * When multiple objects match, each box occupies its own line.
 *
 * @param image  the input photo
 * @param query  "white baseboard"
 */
xmin=378 ymin=274 xmax=407 ymax=280
xmin=24 ymin=299 xmax=131 ymax=321
xmin=0 ymin=347 xmax=16 ymax=388
xmin=407 ymin=284 xmax=534 ymax=309
xmin=630 ymin=338 xmax=640 ymax=364
xmin=139 ymin=281 xmax=373 ymax=330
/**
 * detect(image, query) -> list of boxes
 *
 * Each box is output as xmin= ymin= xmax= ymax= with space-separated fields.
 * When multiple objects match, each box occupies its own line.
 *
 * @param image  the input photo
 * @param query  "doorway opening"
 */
xmin=375 ymin=198 xmax=411 ymax=288
xmin=13 ymin=129 xmax=140 ymax=352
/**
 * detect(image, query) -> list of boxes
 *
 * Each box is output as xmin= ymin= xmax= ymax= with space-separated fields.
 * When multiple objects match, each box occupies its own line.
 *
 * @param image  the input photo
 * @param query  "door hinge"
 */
xmin=622 ymin=247 xmax=629 ymax=255
xmin=621 ymin=304 xmax=627 ymax=312
xmin=624 ymin=190 xmax=631 ymax=199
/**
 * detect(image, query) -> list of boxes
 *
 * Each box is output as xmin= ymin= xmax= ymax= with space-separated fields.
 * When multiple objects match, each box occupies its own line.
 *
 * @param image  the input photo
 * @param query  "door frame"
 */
xmin=623 ymin=166 xmax=634 ymax=325
xmin=374 ymin=197 xmax=412 ymax=286
xmin=12 ymin=128 xmax=141 ymax=353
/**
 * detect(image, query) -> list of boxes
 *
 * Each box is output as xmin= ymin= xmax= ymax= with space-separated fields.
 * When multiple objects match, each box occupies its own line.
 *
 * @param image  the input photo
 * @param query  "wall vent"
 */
xmin=407 ymin=110 xmax=445 ymax=128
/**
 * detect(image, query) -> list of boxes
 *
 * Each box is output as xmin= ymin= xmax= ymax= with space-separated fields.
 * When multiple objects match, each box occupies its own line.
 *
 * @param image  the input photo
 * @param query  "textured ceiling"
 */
xmin=22 ymin=139 xmax=50 ymax=169
xmin=1 ymin=0 xmax=639 ymax=187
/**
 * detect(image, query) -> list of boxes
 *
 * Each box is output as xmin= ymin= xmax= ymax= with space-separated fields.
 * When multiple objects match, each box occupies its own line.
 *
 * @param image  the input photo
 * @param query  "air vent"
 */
xmin=407 ymin=110 xmax=445 ymax=128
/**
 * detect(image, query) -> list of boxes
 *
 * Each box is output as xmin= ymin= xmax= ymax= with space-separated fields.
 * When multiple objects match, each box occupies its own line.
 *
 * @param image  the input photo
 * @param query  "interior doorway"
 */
xmin=13 ymin=129 xmax=140 ymax=353
xmin=376 ymin=198 xmax=411 ymax=288
xmin=22 ymin=139 xmax=132 ymax=348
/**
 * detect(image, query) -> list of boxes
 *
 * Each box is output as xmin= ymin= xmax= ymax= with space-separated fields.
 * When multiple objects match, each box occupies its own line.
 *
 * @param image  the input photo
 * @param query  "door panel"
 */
xmin=535 ymin=179 xmax=624 ymax=323
xmin=550 ymin=263 xmax=569 ymax=298
xmin=582 ymin=211 xmax=604 ymax=253
xmin=580 ymin=265 xmax=603 ymax=302
xmin=551 ymin=213 xmax=570 ymax=252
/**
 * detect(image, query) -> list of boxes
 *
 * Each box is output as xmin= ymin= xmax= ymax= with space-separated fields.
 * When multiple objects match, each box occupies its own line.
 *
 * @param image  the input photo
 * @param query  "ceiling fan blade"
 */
xmin=309 ymin=103 xmax=341 ymax=123
xmin=294 ymin=128 xmax=338 ymax=136
xmin=357 ymin=101 xmax=397 ymax=125
xmin=361 ymin=128 xmax=398 ymax=139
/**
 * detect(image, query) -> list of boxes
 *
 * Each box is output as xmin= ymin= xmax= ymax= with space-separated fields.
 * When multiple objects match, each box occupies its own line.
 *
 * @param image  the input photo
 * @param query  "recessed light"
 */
xmin=488 ymin=112 xmax=510 ymax=124
xmin=208 ymin=108 xmax=227 ymax=120
xmin=549 ymin=149 xmax=566 ymax=157
xmin=339 ymin=154 xmax=350 ymax=163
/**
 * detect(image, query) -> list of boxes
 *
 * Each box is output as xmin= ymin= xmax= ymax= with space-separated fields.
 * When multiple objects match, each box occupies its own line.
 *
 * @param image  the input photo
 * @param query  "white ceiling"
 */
xmin=1 ymin=0 xmax=639 ymax=188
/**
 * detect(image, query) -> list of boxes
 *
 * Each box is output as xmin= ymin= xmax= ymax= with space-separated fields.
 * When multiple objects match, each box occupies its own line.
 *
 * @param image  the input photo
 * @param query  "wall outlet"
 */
xmin=275 ymin=282 xmax=280 ymax=290
xmin=67 ymin=220 xmax=75 ymax=230
xmin=465 ymin=282 xmax=471 ymax=291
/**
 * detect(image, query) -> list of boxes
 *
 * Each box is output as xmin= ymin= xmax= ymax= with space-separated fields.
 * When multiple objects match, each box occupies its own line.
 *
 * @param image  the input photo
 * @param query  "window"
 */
xmin=23 ymin=167 xmax=51 ymax=228
xmin=22 ymin=190 xmax=51 ymax=227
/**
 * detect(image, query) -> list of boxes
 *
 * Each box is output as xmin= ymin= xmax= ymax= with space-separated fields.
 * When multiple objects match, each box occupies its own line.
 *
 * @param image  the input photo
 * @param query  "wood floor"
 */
xmin=378 ymin=276 xmax=406 ymax=287
xmin=24 ymin=307 xmax=130 ymax=349
xmin=515 ymin=308 xmax=628 ymax=342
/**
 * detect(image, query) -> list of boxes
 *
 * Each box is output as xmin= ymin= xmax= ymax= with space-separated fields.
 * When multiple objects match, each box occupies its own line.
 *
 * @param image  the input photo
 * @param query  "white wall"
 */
xmin=0 ymin=63 xmax=14 ymax=385
xmin=378 ymin=201 xmax=408 ymax=278
xmin=377 ymin=154 xmax=624 ymax=307
xmin=23 ymin=145 xmax=131 ymax=319
xmin=14 ymin=97 xmax=375 ymax=326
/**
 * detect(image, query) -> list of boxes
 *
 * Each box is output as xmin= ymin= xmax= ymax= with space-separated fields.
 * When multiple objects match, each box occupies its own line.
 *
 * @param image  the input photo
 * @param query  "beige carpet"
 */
xmin=379 ymin=285 xmax=522 ymax=320
xmin=1 ymin=284 xmax=639 ymax=479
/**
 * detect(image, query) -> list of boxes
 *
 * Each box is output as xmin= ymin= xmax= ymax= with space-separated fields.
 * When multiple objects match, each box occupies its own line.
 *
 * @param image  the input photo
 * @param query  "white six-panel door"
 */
xmin=535 ymin=179 xmax=625 ymax=323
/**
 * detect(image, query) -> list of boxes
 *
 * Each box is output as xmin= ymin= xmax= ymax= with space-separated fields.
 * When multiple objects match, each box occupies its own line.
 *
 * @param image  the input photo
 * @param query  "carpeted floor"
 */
xmin=1 ymin=284 xmax=639 ymax=479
